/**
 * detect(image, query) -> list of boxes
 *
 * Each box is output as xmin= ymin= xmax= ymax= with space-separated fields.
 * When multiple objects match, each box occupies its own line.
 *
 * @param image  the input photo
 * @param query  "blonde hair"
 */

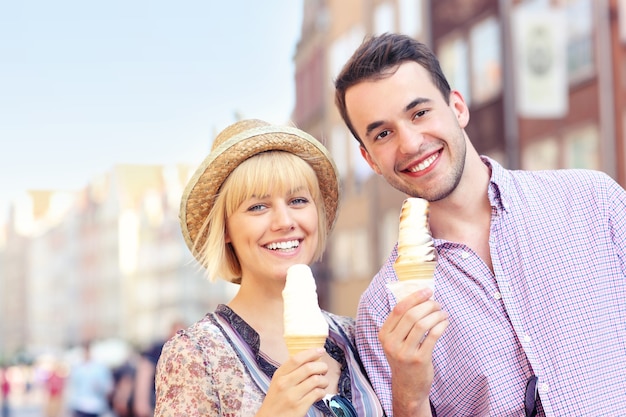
xmin=196 ymin=151 xmax=327 ymax=283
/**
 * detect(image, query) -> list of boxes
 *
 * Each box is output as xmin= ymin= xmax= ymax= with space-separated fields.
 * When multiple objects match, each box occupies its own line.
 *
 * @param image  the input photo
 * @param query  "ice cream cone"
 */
xmin=393 ymin=262 xmax=437 ymax=281
xmin=285 ymin=335 xmax=327 ymax=356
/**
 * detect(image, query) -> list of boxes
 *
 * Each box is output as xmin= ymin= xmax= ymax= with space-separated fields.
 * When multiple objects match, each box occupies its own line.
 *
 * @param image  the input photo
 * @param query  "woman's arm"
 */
xmin=155 ymin=334 xmax=220 ymax=417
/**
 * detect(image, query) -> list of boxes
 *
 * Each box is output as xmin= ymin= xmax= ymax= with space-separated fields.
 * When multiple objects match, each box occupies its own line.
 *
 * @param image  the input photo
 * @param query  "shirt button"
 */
xmin=523 ymin=334 xmax=532 ymax=343
xmin=460 ymin=251 xmax=470 ymax=259
xmin=493 ymin=292 xmax=502 ymax=300
xmin=538 ymin=383 xmax=549 ymax=394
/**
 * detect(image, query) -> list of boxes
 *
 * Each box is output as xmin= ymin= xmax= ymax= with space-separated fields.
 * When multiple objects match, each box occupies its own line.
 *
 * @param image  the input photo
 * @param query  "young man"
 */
xmin=334 ymin=32 xmax=626 ymax=417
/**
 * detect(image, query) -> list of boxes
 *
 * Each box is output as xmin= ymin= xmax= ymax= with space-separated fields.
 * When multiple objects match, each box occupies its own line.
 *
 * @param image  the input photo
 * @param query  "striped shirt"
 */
xmin=356 ymin=157 xmax=626 ymax=416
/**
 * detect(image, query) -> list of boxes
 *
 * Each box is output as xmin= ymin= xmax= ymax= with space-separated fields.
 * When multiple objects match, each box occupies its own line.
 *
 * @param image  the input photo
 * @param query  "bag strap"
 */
xmin=209 ymin=312 xmax=321 ymax=417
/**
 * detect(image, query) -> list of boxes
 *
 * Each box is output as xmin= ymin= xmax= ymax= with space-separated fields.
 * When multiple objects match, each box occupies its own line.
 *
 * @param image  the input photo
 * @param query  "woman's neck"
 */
xmin=229 ymin=282 xmax=283 ymax=323
xmin=227 ymin=281 xmax=289 ymax=359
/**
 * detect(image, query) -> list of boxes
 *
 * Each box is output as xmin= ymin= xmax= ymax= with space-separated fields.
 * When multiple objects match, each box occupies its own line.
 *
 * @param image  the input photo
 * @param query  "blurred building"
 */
xmin=293 ymin=0 xmax=626 ymax=316
xmin=0 ymin=164 xmax=236 ymax=360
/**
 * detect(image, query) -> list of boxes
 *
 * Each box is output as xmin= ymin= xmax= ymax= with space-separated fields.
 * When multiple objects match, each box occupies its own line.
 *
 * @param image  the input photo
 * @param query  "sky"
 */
xmin=0 ymin=0 xmax=303 ymax=223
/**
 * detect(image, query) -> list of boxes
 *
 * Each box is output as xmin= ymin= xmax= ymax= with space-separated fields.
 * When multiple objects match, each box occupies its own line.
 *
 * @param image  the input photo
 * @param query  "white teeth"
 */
xmin=266 ymin=240 xmax=300 ymax=250
xmin=409 ymin=153 xmax=437 ymax=173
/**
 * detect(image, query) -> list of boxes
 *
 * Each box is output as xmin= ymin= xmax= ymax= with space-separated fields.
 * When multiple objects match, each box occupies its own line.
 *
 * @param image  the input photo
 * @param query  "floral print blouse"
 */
xmin=154 ymin=304 xmax=384 ymax=417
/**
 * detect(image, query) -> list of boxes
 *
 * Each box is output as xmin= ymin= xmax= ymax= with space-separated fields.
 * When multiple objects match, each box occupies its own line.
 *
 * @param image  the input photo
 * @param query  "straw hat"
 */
xmin=180 ymin=119 xmax=340 ymax=265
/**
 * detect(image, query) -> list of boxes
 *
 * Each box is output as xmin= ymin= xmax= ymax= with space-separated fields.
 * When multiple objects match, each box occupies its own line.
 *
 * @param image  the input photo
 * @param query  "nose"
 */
xmin=397 ymin=123 xmax=423 ymax=155
xmin=271 ymin=202 xmax=295 ymax=231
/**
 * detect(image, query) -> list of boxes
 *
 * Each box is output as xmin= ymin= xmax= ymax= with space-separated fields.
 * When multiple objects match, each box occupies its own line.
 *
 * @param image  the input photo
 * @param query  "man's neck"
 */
xmin=428 ymin=151 xmax=494 ymax=271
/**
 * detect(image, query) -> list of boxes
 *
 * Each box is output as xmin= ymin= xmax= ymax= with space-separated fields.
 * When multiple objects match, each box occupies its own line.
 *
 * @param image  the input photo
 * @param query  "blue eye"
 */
xmin=291 ymin=197 xmax=309 ymax=205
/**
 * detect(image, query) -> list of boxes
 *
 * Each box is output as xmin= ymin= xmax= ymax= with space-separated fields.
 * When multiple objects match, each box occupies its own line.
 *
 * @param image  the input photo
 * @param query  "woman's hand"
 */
xmin=380 ymin=288 xmax=449 ymax=417
xmin=256 ymin=348 xmax=328 ymax=417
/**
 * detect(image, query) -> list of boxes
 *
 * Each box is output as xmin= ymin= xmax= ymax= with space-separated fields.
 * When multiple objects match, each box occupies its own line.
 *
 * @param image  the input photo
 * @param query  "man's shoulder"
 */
xmin=512 ymin=166 xmax=610 ymax=183
xmin=487 ymin=155 xmax=612 ymax=188
xmin=500 ymin=165 xmax=615 ymax=201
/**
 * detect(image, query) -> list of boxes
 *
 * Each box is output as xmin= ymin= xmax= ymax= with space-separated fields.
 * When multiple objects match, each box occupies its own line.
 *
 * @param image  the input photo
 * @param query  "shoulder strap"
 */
xmin=325 ymin=313 xmax=386 ymax=416
xmin=209 ymin=312 xmax=322 ymax=417
xmin=208 ymin=312 xmax=272 ymax=391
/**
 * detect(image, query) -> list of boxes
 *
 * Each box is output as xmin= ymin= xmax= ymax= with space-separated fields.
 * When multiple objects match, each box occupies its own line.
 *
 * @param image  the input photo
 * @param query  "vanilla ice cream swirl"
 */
xmin=395 ymin=198 xmax=436 ymax=265
xmin=282 ymin=264 xmax=329 ymax=337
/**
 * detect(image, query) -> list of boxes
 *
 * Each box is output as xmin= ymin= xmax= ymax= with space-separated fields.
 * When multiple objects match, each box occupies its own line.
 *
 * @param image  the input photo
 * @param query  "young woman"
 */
xmin=154 ymin=119 xmax=384 ymax=417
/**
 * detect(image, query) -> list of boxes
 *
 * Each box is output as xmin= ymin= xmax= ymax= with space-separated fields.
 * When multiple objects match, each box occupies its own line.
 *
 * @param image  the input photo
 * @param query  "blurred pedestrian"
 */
xmin=1 ymin=366 xmax=10 ymax=417
xmin=44 ymin=361 xmax=66 ymax=417
xmin=133 ymin=321 xmax=185 ymax=417
xmin=111 ymin=358 xmax=136 ymax=417
xmin=67 ymin=342 xmax=114 ymax=417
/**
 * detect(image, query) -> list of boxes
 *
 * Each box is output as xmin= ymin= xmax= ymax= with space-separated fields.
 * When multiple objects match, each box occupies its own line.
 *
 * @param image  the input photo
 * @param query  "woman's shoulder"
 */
xmin=162 ymin=313 xmax=229 ymax=358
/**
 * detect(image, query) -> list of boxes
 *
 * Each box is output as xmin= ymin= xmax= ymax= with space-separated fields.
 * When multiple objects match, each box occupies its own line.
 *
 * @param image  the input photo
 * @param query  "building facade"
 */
xmin=292 ymin=0 xmax=626 ymax=316
xmin=0 ymin=164 xmax=236 ymax=360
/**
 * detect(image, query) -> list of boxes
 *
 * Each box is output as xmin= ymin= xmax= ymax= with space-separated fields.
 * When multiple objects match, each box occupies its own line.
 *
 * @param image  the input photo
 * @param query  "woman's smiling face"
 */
xmin=225 ymin=186 xmax=319 ymax=285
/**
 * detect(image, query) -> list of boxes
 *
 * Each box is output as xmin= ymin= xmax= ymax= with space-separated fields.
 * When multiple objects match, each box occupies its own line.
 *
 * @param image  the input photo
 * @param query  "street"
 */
xmin=4 ymin=403 xmax=116 ymax=417
xmin=5 ymin=403 xmax=49 ymax=417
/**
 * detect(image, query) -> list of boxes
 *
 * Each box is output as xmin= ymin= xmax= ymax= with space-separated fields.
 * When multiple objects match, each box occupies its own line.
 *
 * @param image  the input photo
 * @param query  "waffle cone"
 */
xmin=285 ymin=335 xmax=327 ymax=356
xmin=393 ymin=262 xmax=436 ymax=281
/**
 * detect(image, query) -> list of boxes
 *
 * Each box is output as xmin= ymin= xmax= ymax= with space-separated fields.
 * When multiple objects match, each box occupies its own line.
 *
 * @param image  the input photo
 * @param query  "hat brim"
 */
xmin=180 ymin=124 xmax=340 ymax=265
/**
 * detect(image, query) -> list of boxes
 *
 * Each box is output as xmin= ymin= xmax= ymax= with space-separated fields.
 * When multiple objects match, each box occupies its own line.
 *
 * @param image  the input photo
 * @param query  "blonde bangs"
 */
xmin=223 ymin=152 xmax=323 ymax=218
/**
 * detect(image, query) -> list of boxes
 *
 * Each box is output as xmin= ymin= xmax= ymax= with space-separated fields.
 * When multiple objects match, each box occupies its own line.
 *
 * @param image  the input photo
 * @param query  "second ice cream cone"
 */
xmin=393 ymin=262 xmax=437 ymax=281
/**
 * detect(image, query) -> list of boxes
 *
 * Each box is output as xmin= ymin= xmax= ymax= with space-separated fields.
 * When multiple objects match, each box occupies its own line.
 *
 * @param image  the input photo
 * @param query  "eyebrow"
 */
xmin=365 ymin=121 xmax=384 ymax=138
xmin=364 ymin=97 xmax=432 ymax=138
xmin=405 ymin=97 xmax=430 ymax=111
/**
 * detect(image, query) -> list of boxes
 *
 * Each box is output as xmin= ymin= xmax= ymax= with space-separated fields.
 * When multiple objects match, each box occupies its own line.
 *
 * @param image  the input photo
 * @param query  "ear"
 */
xmin=450 ymin=90 xmax=470 ymax=128
xmin=360 ymin=145 xmax=382 ymax=175
xmin=225 ymin=230 xmax=231 ymax=243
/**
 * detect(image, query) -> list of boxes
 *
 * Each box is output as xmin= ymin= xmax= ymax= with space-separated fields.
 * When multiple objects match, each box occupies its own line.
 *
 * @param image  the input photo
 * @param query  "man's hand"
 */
xmin=379 ymin=288 xmax=449 ymax=417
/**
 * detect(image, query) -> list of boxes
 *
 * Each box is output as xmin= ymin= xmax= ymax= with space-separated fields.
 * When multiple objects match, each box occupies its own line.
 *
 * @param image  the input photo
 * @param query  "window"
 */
xmin=374 ymin=2 xmax=395 ymax=34
xmin=470 ymin=16 xmax=503 ymax=104
xmin=330 ymin=26 xmax=366 ymax=82
xmin=565 ymin=0 xmax=594 ymax=81
xmin=438 ymin=36 xmax=471 ymax=105
xmin=331 ymin=228 xmax=371 ymax=280
xmin=398 ymin=0 xmax=425 ymax=38
xmin=564 ymin=124 xmax=599 ymax=169
xmin=522 ymin=137 xmax=559 ymax=170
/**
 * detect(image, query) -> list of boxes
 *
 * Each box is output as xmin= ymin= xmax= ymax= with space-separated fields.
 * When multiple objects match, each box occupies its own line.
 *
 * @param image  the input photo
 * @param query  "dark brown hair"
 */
xmin=334 ymin=33 xmax=451 ymax=145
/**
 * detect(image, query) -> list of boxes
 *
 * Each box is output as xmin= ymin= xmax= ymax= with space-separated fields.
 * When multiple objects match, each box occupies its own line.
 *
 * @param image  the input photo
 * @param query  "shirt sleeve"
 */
xmin=154 ymin=332 xmax=219 ymax=417
xmin=356 ymin=270 xmax=395 ymax=417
